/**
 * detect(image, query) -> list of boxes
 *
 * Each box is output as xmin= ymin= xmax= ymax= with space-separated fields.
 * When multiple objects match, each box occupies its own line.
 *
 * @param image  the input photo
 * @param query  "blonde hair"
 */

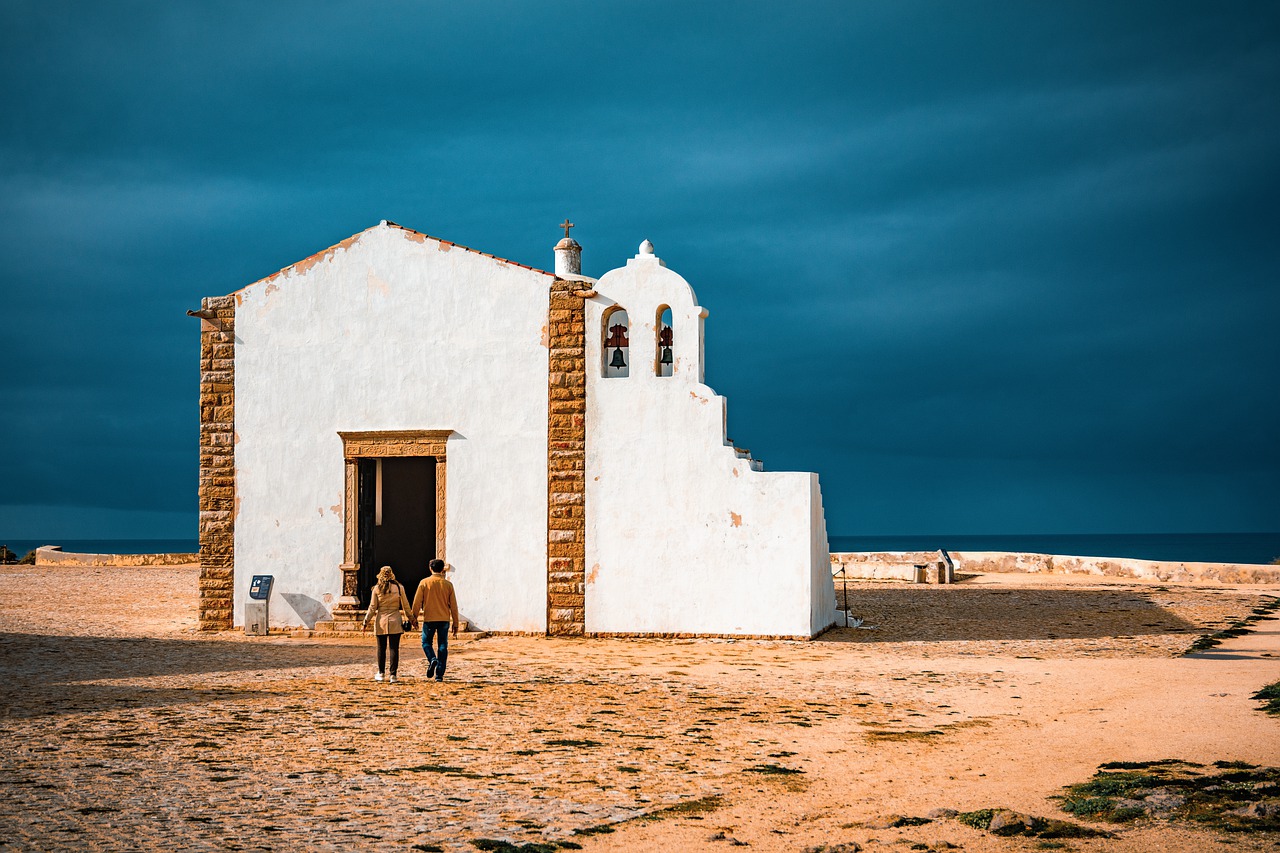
xmin=375 ymin=565 xmax=396 ymax=595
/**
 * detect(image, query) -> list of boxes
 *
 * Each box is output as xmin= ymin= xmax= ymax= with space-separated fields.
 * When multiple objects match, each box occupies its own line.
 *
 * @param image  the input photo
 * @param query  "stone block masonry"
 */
xmin=546 ymin=281 xmax=588 ymax=636
xmin=197 ymin=295 xmax=237 ymax=630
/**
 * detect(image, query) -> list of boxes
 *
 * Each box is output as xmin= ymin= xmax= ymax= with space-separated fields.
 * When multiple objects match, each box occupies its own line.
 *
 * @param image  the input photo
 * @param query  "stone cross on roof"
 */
xmin=560 ymin=219 xmax=574 ymax=238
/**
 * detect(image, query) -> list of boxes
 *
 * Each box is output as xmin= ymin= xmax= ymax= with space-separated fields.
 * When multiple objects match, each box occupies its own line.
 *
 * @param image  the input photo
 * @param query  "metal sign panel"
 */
xmin=249 ymin=575 xmax=274 ymax=601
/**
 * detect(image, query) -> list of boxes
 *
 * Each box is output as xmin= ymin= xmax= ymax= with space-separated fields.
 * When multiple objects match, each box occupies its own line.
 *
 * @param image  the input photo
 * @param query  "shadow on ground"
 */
xmin=0 ymin=633 xmax=370 ymax=717
xmin=822 ymin=587 xmax=1200 ymax=643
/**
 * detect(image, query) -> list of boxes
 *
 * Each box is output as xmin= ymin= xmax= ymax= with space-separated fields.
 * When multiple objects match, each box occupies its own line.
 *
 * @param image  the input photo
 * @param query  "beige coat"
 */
xmin=363 ymin=582 xmax=412 ymax=635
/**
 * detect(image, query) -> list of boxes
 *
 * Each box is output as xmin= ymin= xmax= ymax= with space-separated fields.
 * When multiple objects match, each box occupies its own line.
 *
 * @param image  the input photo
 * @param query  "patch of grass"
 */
xmin=639 ymin=795 xmax=724 ymax=822
xmin=888 ymin=815 xmax=932 ymax=827
xmin=956 ymin=809 xmax=996 ymax=829
xmin=1059 ymin=797 xmax=1119 ymax=818
xmin=570 ymin=824 xmax=615 ymax=836
xmin=1066 ymin=772 xmax=1162 ymax=798
xmin=471 ymin=841 xmax=576 ymax=853
xmin=1056 ymin=759 xmax=1280 ymax=832
xmin=1252 ymin=681 xmax=1280 ymax=716
xmin=744 ymin=763 xmax=803 ymax=775
xmin=1186 ymin=597 xmax=1280 ymax=655
xmin=1098 ymin=759 xmax=1191 ymax=770
xmin=864 ymin=729 xmax=944 ymax=742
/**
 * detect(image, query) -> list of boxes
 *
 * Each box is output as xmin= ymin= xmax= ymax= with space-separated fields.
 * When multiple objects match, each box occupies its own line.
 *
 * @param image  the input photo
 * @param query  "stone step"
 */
xmin=310 ymin=618 xmax=472 ymax=634
xmin=288 ymin=627 xmax=489 ymax=641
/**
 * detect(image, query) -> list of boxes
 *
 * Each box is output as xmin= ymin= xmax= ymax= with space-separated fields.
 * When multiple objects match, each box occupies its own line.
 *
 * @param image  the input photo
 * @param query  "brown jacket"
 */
xmin=412 ymin=574 xmax=460 ymax=626
xmin=363 ymin=582 xmax=412 ymax=635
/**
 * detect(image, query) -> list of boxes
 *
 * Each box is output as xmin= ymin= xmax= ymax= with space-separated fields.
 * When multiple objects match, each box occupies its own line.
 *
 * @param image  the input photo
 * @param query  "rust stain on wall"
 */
xmin=586 ymin=563 xmax=600 ymax=584
xmin=366 ymin=268 xmax=390 ymax=295
xmin=540 ymin=323 xmax=550 ymax=348
xmin=729 ymin=511 xmax=742 ymax=527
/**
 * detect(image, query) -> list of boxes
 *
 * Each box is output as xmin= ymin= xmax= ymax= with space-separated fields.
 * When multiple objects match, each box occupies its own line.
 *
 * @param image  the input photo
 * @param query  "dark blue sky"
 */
xmin=2 ymin=1 xmax=1277 ymax=539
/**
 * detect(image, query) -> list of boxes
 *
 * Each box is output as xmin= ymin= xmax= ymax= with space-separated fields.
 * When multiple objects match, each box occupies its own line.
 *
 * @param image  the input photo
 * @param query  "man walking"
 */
xmin=411 ymin=559 xmax=460 ymax=681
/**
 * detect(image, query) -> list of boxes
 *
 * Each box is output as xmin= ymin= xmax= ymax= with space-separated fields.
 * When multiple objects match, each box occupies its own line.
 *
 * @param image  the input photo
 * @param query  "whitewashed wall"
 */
xmin=232 ymin=224 xmax=552 ymax=631
xmin=583 ymin=246 xmax=836 ymax=637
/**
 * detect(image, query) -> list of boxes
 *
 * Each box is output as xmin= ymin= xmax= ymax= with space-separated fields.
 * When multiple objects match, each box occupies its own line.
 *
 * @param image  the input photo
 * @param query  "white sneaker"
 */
xmin=374 ymin=672 xmax=384 ymax=682
xmin=389 ymin=674 xmax=398 ymax=684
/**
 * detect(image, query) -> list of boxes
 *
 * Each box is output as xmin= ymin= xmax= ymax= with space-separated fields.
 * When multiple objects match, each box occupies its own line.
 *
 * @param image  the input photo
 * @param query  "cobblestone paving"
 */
xmin=0 ymin=565 xmax=1269 ymax=851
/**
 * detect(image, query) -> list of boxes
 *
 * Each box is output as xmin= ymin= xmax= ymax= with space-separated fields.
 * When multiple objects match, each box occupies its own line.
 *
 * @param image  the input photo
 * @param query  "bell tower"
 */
xmin=546 ymin=221 xmax=592 ymax=636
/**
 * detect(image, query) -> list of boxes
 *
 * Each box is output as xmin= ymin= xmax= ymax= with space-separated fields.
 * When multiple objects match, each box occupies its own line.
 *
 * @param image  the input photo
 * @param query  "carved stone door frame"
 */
xmin=335 ymin=430 xmax=450 ymax=611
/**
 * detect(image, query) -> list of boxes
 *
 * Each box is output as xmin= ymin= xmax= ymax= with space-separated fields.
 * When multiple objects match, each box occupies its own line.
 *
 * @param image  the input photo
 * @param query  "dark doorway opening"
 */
xmin=356 ymin=456 xmax=437 ymax=607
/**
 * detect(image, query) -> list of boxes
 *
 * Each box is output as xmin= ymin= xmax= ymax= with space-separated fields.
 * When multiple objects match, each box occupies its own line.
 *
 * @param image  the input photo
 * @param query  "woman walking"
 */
xmin=362 ymin=565 xmax=414 ymax=683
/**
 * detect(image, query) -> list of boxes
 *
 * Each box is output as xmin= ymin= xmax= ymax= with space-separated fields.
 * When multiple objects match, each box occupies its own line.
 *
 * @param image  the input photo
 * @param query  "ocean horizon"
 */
xmin=3 ymin=532 xmax=1280 ymax=566
xmin=829 ymin=532 xmax=1280 ymax=566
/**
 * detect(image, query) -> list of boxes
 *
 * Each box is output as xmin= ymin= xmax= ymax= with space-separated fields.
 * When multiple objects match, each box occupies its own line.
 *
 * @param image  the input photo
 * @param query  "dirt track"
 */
xmin=1 ymin=564 xmax=1277 ymax=851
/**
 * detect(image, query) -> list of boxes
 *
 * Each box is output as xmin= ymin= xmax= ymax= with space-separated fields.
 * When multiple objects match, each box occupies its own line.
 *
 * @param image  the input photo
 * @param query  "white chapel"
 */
xmin=195 ymin=222 xmax=835 ymax=638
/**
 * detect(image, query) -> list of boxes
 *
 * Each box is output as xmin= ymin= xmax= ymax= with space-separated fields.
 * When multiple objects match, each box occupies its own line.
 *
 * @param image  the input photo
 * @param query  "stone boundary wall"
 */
xmin=831 ymin=551 xmax=1280 ymax=585
xmin=831 ymin=551 xmax=952 ymax=583
xmin=34 ymin=547 xmax=198 ymax=568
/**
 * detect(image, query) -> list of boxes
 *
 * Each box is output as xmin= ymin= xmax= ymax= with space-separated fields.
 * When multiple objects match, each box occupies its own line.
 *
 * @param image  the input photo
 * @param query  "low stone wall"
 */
xmin=831 ymin=551 xmax=953 ymax=583
xmin=950 ymin=551 xmax=1280 ymax=584
xmin=34 ymin=547 xmax=199 ymax=568
xmin=830 ymin=550 xmax=1280 ymax=585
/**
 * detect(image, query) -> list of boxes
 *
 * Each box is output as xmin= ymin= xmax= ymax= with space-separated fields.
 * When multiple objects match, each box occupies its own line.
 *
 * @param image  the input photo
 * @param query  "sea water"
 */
xmin=829 ymin=532 xmax=1280 ymax=566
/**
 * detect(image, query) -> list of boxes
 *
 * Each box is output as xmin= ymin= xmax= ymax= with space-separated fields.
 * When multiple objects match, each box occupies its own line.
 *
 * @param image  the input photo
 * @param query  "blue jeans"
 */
xmin=421 ymin=621 xmax=450 ymax=677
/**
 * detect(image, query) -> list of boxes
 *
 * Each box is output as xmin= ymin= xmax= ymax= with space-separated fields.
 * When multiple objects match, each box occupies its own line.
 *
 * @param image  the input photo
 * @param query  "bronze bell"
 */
xmin=609 ymin=348 xmax=627 ymax=369
xmin=660 ymin=347 xmax=673 ymax=365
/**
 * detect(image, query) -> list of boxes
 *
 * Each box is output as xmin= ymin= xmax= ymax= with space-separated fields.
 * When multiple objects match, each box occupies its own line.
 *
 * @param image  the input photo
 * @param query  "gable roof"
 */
xmin=238 ymin=220 xmax=555 ymax=293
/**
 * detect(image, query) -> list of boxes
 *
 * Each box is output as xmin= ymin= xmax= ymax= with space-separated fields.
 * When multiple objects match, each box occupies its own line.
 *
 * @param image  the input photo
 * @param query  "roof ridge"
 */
xmin=381 ymin=221 xmax=555 ymax=277
xmin=240 ymin=221 xmax=555 ymax=293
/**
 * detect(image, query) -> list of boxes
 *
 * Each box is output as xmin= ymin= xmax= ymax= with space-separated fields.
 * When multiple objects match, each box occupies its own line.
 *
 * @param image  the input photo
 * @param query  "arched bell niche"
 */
xmin=603 ymin=306 xmax=629 ymax=378
xmin=655 ymin=305 xmax=673 ymax=377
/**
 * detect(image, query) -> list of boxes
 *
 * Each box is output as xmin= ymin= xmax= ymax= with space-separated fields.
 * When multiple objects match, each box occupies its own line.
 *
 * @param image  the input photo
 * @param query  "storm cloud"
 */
xmin=2 ymin=1 xmax=1277 ymax=538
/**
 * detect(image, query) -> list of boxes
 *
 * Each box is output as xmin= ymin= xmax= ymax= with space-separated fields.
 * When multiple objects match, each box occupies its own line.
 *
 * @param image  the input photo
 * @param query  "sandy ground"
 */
xmin=0 ymin=564 xmax=1277 ymax=852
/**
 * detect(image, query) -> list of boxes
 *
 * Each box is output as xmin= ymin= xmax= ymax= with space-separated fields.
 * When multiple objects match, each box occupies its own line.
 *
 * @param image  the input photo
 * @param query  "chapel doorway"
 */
xmin=356 ymin=456 xmax=437 ymax=607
